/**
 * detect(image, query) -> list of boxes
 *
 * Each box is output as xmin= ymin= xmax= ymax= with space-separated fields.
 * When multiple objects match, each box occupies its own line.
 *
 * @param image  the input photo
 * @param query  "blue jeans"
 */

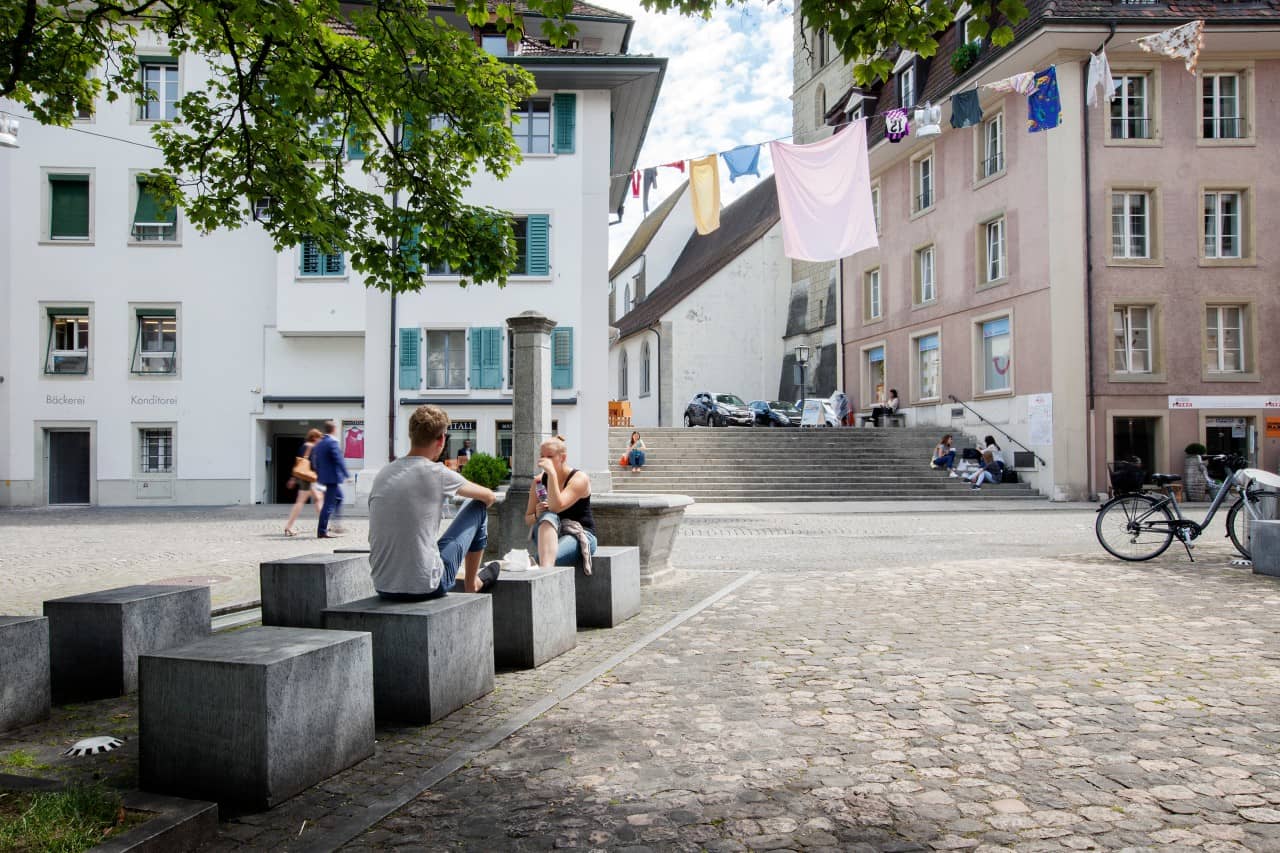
xmin=317 ymin=482 xmax=343 ymax=536
xmin=933 ymin=450 xmax=956 ymax=470
xmin=530 ymin=511 xmax=597 ymax=566
xmin=628 ymin=449 xmax=646 ymax=467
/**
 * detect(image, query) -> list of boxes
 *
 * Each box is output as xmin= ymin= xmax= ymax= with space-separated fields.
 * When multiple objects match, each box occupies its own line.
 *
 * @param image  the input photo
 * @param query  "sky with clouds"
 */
xmin=604 ymin=1 xmax=796 ymax=263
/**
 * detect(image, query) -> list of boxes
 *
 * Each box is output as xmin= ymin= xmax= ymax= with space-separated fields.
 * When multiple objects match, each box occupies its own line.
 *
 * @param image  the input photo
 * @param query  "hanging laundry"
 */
xmin=688 ymin=154 xmax=721 ymax=235
xmin=1086 ymin=49 xmax=1115 ymax=107
xmin=913 ymin=103 xmax=943 ymax=138
xmin=769 ymin=125 xmax=878 ymax=262
xmin=642 ymin=167 xmax=658 ymax=215
xmin=950 ymin=89 xmax=984 ymax=128
xmin=884 ymin=108 xmax=910 ymax=142
xmin=630 ymin=171 xmax=641 ymax=198
xmin=983 ymin=71 xmax=1038 ymax=96
xmin=1136 ymin=19 xmax=1204 ymax=74
xmin=1027 ymin=66 xmax=1062 ymax=132
xmin=662 ymin=160 xmax=686 ymax=173
xmin=720 ymin=144 xmax=762 ymax=183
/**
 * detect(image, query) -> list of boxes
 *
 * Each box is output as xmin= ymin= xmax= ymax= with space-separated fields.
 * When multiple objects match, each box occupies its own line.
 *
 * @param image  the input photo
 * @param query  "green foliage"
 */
xmin=0 ymin=749 xmax=48 ymax=771
xmin=950 ymin=40 xmax=982 ymax=76
xmin=0 ymin=784 xmax=143 ymax=852
xmin=460 ymin=452 xmax=509 ymax=489
xmin=1185 ymin=443 xmax=1208 ymax=456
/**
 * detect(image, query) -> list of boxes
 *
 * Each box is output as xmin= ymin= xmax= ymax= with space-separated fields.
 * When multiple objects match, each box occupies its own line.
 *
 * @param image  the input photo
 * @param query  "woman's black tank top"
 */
xmin=542 ymin=469 xmax=595 ymax=534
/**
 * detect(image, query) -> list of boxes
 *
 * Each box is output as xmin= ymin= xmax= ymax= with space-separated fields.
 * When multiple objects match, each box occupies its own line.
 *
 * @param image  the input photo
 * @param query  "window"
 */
xmin=252 ymin=197 xmax=275 ymax=223
xmin=300 ymin=237 xmax=345 ymax=276
xmin=139 ymin=428 xmax=174 ymax=474
xmin=963 ymin=17 xmax=983 ymax=44
xmin=980 ymin=112 xmax=1004 ymax=178
xmin=425 ymin=330 xmax=466 ymax=389
xmin=865 ymin=346 xmax=886 ymax=404
xmin=640 ymin=340 xmax=651 ymax=397
xmin=815 ymin=84 xmax=826 ymax=127
xmin=870 ymin=183 xmax=881 ymax=232
xmin=133 ymin=310 xmax=177 ymax=374
xmin=917 ymin=334 xmax=940 ymax=400
xmin=48 ymin=174 xmax=91 ymax=241
xmin=45 ymin=309 xmax=90 ymax=375
xmin=1205 ymin=305 xmax=1247 ymax=373
xmin=618 ymin=349 xmax=628 ymax=400
xmin=427 ymin=215 xmax=548 ymax=277
xmin=511 ymin=97 xmax=551 ymax=154
xmin=849 ymin=101 xmax=864 ymax=122
xmin=1203 ymin=191 xmax=1242 ymax=259
xmin=898 ymin=64 xmax=916 ymax=109
xmin=132 ymin=177 xmax=177 ymax=242
xmin=1112 ymin=306 xmax=1152 ymax=374
xmin=980 ymin=216 xmax=1006 ymax=283
xmin=138 ymin=59 xmax=178 ymax=121
xmin=913 ymin=155 xmax=933 ymax=212
xmin=811 ymin=27 xmax=830 ymax=69
xmin=1109 ymin=74 xmax=1151 ymax=139
xmin=1202 ymin=73 xmax=1242 ymax=140
xmin=623 ymin=282 xmax=632 ymax=316
xmin=1111 ymin=191 xmax=1151 ymax=259
xmin=915 ymin=245 xmax=936 ymax=304
xmin=981 ymin=317 xmax=1011 ymax=393
xmin=481 ymin=34 xmax=510 ymax=56
xmin=864 ymin=268 xmax=881 ymax=321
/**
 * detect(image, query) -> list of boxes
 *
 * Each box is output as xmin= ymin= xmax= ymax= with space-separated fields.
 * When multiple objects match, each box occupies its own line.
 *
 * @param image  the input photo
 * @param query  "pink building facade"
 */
xmin=837 ymin=6 xmax=1279 ymax=500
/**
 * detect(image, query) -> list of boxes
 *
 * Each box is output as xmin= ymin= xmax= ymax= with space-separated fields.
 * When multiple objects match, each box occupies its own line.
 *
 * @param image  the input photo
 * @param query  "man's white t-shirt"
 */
xmin=368 ymin=456 xmax=468 ymax=594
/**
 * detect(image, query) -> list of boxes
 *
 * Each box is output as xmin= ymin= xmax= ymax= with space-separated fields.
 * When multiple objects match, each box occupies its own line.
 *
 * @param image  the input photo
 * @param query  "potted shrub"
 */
xmin=460 ymin=452 xmax=509 ymax=490
xmin=950 ymin=41 xmax=981 ymax=76
xmin=1184 ymin=442 xmax=1208 ymax=501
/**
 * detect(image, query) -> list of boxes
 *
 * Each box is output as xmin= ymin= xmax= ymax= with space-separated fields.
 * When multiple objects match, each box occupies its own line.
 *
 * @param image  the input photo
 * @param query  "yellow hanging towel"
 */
xmin=689 ymin=155 xmax=721 ymax=235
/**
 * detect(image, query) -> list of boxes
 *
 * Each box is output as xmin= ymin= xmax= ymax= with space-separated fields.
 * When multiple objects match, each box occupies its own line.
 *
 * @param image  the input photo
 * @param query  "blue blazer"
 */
xmin=311 ymin=434 xmax=349 ymax=485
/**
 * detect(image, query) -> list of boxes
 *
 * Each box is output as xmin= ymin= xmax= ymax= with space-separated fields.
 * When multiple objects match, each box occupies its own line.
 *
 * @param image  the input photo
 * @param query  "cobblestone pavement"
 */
xmin=5 ymin=504 xmax=1279 ymax=852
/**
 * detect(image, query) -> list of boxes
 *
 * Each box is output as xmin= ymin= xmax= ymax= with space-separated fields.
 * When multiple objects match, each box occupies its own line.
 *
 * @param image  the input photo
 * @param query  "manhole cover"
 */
xmin=154 ymin=575 xmax=232 ymax=585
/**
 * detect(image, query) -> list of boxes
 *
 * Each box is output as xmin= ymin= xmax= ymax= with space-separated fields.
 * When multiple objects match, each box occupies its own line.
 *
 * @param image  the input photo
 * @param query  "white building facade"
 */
xmin=0 ymin=6 xmax=664 ymax=507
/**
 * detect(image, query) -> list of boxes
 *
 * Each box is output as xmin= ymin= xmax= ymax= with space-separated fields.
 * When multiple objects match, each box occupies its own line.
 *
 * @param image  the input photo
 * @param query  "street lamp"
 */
xmin=795 ymin=345 xmax=810 ymax=425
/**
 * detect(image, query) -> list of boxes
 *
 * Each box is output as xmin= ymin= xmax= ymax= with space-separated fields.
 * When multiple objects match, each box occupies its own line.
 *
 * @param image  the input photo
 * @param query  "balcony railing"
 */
xmin=981 ymin=153 xmax=1004 ymax=178
xmin=914 ymin=191 xmax=933 ymax=211
xmin=1203 ymin=116 xmax=1244 ymax=139
xmin=1110 ymin=117 xmax=1152 ymax=139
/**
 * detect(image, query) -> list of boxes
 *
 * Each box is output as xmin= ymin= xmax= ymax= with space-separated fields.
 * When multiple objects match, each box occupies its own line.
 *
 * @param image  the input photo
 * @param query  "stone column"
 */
xmin=494 ymin=311 xmax=558 ymax=554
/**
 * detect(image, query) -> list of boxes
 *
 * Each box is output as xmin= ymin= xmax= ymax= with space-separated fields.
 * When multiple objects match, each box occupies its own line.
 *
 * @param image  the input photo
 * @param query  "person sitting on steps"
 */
xmin=368 ymin=405 xmax=500 ymax=599
xmin=967 ymin=436 xmax=1004 ymax=491
xmin=626 ymin=431 xmax=647 ymax=472
xmin=932 ymin=434 xmax=958 ymax=477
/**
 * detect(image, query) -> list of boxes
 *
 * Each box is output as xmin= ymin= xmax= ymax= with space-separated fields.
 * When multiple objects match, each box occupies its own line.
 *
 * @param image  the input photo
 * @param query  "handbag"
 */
xmin=619 ymin=454 xmax=629 ymax=467
xmin=292 ymin=445 xmax=317 ymax=483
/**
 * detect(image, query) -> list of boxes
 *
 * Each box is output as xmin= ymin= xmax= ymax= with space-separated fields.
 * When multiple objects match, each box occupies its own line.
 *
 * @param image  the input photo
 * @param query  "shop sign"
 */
xmin=1169 ymin=395 xmax=1280 ymax=410
xmin=1267 ymin=418 xmax=1280 ymax=438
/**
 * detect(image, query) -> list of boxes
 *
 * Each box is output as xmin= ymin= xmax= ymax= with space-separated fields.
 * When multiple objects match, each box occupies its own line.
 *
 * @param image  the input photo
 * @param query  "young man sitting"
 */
xmin=368 ymin=405 xmax=500 ymax=598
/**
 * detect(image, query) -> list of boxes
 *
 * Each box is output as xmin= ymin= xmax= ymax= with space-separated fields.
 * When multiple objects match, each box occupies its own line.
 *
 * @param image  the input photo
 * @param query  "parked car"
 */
xmin=684 ymin=392 xmax=754 ymax=427
xmin=794 ymin=398 xmax=839 ymax=427
xmin=749 ymin=400 xmax=800 ymax=427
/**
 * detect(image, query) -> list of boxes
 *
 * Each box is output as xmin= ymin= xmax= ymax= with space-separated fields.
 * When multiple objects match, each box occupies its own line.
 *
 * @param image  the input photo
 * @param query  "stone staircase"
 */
xmin=607 ymin=426 xmax=1042 ymax=502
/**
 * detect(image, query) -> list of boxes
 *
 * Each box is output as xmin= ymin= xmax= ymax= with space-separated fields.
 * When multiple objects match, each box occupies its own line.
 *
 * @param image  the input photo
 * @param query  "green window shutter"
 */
xmin=551 ymin=327 xmax=573 ymax=390
xmin=301 ymin=239 xmax=318 ymax=275
xmin=49 ymin=175 xmax=90 ymax=239
xmin=134 ymin=179 xmax=175 ymax=225
xmin=401 ymin=112 xmax=415 ymax=149
xmin=469 ymin=327 xmax=502 ymax=389
xmin=135 ymin=308 xmax=176 ymax=317
xmin=347 ymin=130 xmax=366 ymax=160
xmin=324 ymin=249 xmax=345 ymax=275
xmin=398 ymin=328 xmax=420 ymax=389
xmin=553 ymin=93 xmax=576 ymax=154
xmin=47 ymin=306 xmax=89 ymax=316
xmin=526 ymin=214 xmax=549 ymax=276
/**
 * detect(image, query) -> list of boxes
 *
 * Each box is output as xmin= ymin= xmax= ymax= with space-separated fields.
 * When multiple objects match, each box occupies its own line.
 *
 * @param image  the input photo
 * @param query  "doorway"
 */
xmin=47 ymin=430 xmax=91 ymax=504
xmin=1112 ymin=416 xmax=1159 ymax=477
xmin=1206 ymin=416 xmax=1252 ymax=460
xmin=272 ymin=433 xmax=307 ymax=504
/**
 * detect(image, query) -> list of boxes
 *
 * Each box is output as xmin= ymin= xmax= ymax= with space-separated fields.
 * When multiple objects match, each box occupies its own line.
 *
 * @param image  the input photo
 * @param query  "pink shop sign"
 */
xmin=1169 ymin=395 xmax=1280 ymax=410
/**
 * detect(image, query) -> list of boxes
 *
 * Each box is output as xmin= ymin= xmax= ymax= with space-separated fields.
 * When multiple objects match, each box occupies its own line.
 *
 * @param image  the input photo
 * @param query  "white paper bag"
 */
xmin=502 ymin=548 xmax=534 ymax=573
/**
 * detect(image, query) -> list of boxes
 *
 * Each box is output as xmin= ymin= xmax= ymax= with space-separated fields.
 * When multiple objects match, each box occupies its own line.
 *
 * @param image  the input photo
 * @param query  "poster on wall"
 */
xmin=1268 ymin=418 xmax=1280 ymax=438
xmin=1027 ymin=393 xmax=1053 ymax=446
xmin=343 ymin=421 xmax=365 ymax=460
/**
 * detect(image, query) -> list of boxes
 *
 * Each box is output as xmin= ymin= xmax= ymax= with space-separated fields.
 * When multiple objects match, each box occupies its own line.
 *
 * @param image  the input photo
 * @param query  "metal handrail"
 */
xmin=947 ymin=394 xmax=1046 ymax=466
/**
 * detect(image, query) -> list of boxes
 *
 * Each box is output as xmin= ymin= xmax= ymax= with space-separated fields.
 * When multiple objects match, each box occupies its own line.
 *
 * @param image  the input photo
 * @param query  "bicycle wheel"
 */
xmin=1095 ymin=495 xmax=1175 ymax=561
xmin=1226 ymin=496 xmax=1253 ymax=560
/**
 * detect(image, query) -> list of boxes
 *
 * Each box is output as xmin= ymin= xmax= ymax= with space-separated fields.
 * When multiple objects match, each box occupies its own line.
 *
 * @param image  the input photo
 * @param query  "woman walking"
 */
xmin=284 ymin=428 xmax=325 ymax=536
xmin=626 ymin=431 xmax=647 ymax=472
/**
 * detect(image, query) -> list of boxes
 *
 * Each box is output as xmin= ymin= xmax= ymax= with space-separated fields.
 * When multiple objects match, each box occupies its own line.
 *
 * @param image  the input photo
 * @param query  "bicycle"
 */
xmin=1095 ymin=454 xmax=1280 ymax=562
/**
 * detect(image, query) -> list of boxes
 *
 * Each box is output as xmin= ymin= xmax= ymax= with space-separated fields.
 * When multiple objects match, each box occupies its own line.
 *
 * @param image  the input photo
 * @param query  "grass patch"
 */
xmin=0 ymin=751 xmax=50 ymax=772
xmin=0 ymin=785 xmax=146 ymax=852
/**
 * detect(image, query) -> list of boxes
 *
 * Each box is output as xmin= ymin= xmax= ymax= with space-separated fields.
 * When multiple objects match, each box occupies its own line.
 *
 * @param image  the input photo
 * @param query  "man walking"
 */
xmin=313 ymin=420 xmax=349 ymax=539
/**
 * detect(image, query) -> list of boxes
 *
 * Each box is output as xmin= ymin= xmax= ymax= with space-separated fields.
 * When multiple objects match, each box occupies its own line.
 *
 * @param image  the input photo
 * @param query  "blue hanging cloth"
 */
xmin=1027 ymin=66 xmax=1062 ymax=132
xmin=720 ymin=144 xmax=762 ymax=183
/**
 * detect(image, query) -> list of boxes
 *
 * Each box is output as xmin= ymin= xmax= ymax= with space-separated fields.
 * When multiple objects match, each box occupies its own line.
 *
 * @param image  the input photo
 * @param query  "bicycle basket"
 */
xmin=1108 ymin=461 xmax=1146 ymax=494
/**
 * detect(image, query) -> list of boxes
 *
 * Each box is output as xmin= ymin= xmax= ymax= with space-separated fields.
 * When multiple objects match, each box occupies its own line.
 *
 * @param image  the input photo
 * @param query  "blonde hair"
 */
xmin=306 ymin=428 xmax=323 ymax=442
xmin=408 ymin=405 xmax=450 ymax=447
xmin=540 ymin=436 xmax=567 ymax=458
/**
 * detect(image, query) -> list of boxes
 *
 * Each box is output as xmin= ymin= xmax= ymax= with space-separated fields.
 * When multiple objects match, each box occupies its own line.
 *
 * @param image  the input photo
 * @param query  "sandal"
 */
xmin=284 ymin=528 xmax=297 ymax=537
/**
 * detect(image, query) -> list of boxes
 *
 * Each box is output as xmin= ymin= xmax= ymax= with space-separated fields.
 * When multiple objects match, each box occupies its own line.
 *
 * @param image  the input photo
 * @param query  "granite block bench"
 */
xmin=459 ymin=566 xmax=576 ymax=668
xmin=260 ymin=553 xmax=376 ymax=629
xmin=0 ymin=616 xmax=50 ymax=732
xmin=324 ymin=594 xmax=493 ymax=723
xmin=1252 ymin=520 xmax=1280 ymax=578
xmin=576 ymin=547 xmax=641 ymax=629
xmin=139 ymin=626 xmax=374 ymax=810
xmin=44 ymin=585 xmax=210 ymax=703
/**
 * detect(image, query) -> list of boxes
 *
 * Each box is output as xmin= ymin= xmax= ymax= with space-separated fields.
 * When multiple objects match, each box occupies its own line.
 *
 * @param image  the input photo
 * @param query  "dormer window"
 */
xmin=898 ymin=64 xmax=916 ymax=109
xmin=481 ymin=34 xmax=510 ymax=56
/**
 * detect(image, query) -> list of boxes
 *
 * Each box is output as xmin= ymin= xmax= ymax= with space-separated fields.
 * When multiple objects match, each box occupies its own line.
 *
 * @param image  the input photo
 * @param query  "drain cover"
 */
xmin=153 ymin=575 xmax=231 ymax=585
xmin=1230 ymin=558 xmax=1253 ymax=568
xmin=65 ymin=736 xmax=125 ymax=757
